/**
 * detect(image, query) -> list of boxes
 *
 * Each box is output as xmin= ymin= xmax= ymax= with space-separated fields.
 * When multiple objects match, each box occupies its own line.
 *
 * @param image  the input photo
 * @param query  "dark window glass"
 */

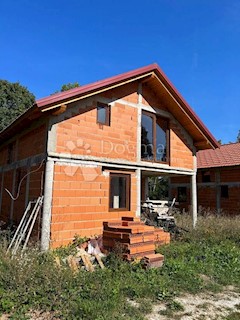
xmin=110 ymin=174 xmax=130 ymax=210
xmin=141 ymin=112 xmax=168 ymax=163
xmin=141 ymin=114 xmax=154 ymax=160
xmin=202 ymin=171 xmax=211 ymax=182
xmin=156 ymin=118 xmax=167 ymax=162
xmin=178 ymin=187 xmax=187 ymax=202
xmin=97 ymin=104 xmax=110 ymax=125
xmin=221 ymin=185 xmax=229 ymax=198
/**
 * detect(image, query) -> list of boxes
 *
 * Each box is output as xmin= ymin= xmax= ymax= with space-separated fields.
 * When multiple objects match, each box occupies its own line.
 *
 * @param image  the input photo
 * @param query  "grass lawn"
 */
xmin=0 ymin=214 xmax=239 ymax=319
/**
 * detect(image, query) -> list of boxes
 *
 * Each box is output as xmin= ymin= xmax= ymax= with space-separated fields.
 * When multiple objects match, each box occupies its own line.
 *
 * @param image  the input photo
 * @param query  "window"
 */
xmin=97 ymin=103 xmax=110 ymax=125
xmin=109 ymin=173 xmax=130 ymax=211
xmin=202 ymin=171 xmax=211 ymax=182
xmin=221 ymin=185 xmax=229 ymax=198
xmin=141 ymin=111 xmax=168 ymax=162
xmin=178 ymin=186 xmax=187 ymax=202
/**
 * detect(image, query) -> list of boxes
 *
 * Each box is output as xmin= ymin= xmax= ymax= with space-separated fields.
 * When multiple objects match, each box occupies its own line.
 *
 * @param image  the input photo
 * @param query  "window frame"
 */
xmin=96 ymin=102 xmax=110 ymax=126
xmin=141 ymin=110 xmax=169 ymax=164
xmin=109 ymin=173 xmax=131 ymax=212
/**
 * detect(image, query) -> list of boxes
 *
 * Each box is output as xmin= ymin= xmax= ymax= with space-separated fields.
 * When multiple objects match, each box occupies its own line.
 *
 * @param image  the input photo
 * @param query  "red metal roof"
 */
xmin=197 ymin=142 xmax=240 ymax=169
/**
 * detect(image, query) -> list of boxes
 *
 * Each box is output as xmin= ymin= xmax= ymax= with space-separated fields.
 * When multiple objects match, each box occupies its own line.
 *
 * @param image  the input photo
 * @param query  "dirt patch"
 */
xmin=147 ymin=287 xmax=240 ymax=320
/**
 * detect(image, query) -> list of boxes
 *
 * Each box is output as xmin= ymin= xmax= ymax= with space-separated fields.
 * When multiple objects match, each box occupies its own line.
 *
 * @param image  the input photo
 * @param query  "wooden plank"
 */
xmin=95 ymin=254 xmax=105 ymax=269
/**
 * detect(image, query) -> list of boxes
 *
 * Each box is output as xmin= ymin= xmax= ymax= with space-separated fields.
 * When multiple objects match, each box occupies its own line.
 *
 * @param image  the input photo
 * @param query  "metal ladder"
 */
xmin=7 ymin=196 xmax=44 ymax=255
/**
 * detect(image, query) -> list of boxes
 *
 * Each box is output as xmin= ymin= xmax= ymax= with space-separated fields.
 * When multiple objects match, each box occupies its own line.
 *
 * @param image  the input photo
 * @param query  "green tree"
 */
xmin=52 ymin=82 xmax=80 ymax=95
xmin=237 ymin=130 xmax=240 ymax=143
xmin=60 ymin=82 xmax=80 ymax=92
xmin=148 ymin=176 xmax=169 ymax=200
xmin=0 ymin=80 xmax=35 ymax=132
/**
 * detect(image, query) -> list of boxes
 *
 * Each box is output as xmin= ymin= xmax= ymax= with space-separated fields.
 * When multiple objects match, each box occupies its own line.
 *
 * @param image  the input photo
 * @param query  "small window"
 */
xmin=202 ymin=171 xmax=211 ymax=183
xmin=221 ymin=185 xmax=229 ymax=198
xmin=178 ymin=186 xmax=187 ymax=202
xmin=109 ymin=173 xmax=130 ymax=211
xmin=97 ymin=103 xmax=110 ymax=125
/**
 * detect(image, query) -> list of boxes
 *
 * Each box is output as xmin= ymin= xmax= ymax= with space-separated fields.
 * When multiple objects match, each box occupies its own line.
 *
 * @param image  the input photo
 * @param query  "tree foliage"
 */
xmin=0 ymin=80 xmax=35 ymax=132
xmin=237 ymin=130 xmax=240 ymax=143
xmin=60 ymin=82 xmax=80 ymax=92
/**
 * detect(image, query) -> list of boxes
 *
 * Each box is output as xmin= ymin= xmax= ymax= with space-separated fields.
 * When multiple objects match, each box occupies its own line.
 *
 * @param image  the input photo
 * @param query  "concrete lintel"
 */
xmin=48 ymin=154 xmax=194 ymax=176
xmin=47 ymin=151 xmax=194 ymax=175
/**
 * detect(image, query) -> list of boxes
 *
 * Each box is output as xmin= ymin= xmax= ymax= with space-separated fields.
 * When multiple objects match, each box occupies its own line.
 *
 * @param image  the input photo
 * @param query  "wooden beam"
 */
xmin=51 ymin=104 xmax=67 ymax=116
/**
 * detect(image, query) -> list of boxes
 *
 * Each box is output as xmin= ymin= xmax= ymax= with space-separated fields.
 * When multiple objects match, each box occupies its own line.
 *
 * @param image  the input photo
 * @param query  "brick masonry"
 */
xmin=0 ymin=79 xmax=198 ymax=248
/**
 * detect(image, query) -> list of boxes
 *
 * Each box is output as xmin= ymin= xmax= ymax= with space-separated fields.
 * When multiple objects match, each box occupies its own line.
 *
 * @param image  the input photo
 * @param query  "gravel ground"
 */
xmin=147 ymin=286 xmax=240 ymax=320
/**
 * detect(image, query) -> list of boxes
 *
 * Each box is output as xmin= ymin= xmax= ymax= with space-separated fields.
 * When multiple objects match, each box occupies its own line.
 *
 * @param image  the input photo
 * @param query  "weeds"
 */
xmin=0 ymin=214 xmax=239 ymax=319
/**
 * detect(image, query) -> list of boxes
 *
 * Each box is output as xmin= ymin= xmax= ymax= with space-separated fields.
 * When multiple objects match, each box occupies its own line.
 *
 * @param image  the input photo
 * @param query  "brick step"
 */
xmin=121 ymin=216 xmax=141 ymax=222
xmin=141 ymin=253 xmax=165 ymax=269
xmin=103 ymin=231 xmax=155 ymax=244
xmin=123 ymin=250 xmax=155 ymax=260
xmin=127 ymin=242 xmax=155 ymax=255
xmin=143 ymin=253 xmax=164 ymax=262
xmin=103 ymin=239 xmax=155 ymax=254
xmin=154 ymin=229 xmax=171 ymax=244
xmin=103 ymin=225 xmax=146 ymax=234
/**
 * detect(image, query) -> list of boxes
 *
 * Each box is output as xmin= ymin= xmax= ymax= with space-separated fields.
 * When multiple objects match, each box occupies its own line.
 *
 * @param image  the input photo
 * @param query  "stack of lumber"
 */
xmin=103 ymin=216 xmax=170 ymax=267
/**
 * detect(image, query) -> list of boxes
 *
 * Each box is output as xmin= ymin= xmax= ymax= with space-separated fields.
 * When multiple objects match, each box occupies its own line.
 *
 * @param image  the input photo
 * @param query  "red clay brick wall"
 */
xmin=0 ymin=170 xmax=13 ymax=222
xmin=17 ymin=124 xmax=46 ymax=160
xmin=170 ymin=123 xmax=194 ymax=170
xmin=172 ymin=166 xmax=240 ymax=215
xmin=0 ymin=165 xmax=45 ymax=225
xmin=56 ymin=102 xmax=138 ymax=161
xmin=50 ymin=164 xmax=137 ymax=247
xmin=101 ymin=82 xmax=139 ymax=104
xmin=197 ymin=186 xmax=217 ymax=210
xmin=0 ymin=123 xmax=47 ymax=225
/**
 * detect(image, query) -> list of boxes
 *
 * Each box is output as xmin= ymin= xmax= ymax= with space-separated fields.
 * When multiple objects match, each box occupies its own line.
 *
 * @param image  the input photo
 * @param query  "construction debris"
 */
xmin=58 ymin=237 xmax=106 ymax=272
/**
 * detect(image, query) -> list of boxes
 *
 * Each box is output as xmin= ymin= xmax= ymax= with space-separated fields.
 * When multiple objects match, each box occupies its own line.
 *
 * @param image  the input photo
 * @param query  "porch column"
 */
xmin=41 ymin=159 xmax=54 ymax=251
xmin=136 ymin=168 xmax=141 ymax=217
xmin=191 ymin=172 xmax=197 ymax=228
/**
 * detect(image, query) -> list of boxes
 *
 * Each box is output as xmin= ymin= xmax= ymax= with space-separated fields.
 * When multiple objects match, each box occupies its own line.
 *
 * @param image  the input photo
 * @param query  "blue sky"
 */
xmin=1 ymin=0 xmax=239 ymax=143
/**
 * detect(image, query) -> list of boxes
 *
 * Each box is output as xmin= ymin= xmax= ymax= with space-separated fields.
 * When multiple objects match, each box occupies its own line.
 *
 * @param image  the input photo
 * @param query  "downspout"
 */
xmin=40 ymin=158 xmax=54 ymax=251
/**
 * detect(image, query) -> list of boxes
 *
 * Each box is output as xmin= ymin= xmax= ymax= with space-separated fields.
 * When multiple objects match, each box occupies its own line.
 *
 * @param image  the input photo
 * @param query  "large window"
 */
xmin=109 ymin=173 xmax=130 ymax=211
xmin=141 ymin=111 xmax=168 ymax=162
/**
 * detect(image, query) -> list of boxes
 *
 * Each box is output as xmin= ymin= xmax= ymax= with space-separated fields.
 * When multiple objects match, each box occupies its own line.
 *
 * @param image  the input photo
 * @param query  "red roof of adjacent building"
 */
xmin=197 ymin=142 xmax=240 ymax=169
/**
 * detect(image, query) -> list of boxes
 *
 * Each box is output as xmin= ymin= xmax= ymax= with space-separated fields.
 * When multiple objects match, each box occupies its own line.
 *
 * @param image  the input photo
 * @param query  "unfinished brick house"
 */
xmin=171 ymin=143 xmax=240 ymax=215
xmin=0 ymin=64 xmax=219 ymax=249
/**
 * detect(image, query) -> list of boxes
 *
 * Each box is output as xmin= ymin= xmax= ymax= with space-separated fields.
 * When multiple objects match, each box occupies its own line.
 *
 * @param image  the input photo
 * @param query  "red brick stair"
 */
xmin=103 ymin=216 xmax=170 ymax=267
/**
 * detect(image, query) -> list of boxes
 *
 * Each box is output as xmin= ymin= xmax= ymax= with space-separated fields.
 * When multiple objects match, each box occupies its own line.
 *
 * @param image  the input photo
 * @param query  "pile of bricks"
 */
xmin=103 ymin=216 xmax=170 ymax=268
